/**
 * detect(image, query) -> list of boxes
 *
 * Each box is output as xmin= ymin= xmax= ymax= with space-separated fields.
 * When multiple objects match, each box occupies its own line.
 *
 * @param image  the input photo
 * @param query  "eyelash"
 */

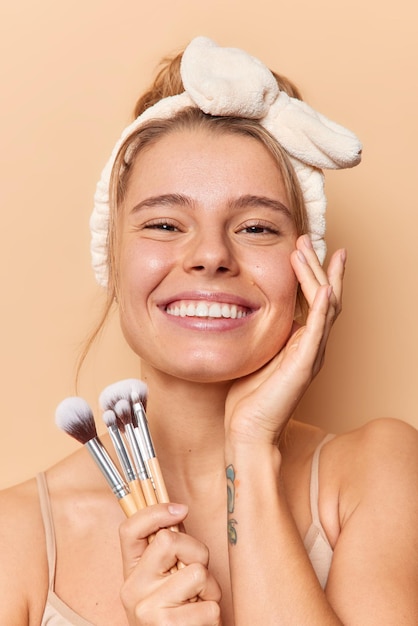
xmin=143 ymin=219 xmax=180 ymax=232
xmin=238 ymin=222 xmax=281 ymax=235
xmin=141 ymin=219 xmax=281 ymax=236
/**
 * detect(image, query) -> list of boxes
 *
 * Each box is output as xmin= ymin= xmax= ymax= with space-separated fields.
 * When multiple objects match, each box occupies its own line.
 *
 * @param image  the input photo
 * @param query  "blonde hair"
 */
xmin=77 ymin=50 xmax=308 ymax=382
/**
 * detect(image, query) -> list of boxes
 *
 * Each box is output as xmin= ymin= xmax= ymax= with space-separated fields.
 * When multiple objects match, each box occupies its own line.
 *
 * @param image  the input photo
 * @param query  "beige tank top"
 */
xmin=38 ymin=434 xmax=334 ymax=625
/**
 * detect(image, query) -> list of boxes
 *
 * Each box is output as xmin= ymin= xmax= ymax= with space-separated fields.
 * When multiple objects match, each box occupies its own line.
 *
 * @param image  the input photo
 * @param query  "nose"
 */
xmin=183 ymin=226 xmax=239 ymax=276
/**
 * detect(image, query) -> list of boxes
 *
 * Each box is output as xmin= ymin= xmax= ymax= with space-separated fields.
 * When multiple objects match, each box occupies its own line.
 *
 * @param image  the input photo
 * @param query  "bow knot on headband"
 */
xmin=91 ymin=36 xmax=362 ymax=288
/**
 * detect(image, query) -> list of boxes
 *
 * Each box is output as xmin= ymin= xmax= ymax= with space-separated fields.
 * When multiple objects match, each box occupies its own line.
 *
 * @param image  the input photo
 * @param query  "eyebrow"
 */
xmin=130 ymin=193 xmax=193 ymax=213
xmin=230 ymin=194 xmax=292 ymax=219
xmin=130 ymin=193 xmax=292 ymax=219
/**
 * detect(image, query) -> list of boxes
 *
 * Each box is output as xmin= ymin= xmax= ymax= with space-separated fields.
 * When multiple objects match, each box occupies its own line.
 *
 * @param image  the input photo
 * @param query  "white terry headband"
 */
xmin=91 ymin=36 xmax=362 ymax=288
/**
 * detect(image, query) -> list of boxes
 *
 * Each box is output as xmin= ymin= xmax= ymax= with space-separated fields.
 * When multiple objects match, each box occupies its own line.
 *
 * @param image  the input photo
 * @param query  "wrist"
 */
xmin=225 ymin=419 xmax=290 ymax=454
xmin=224 ymin=437 xmax=283 ymax=474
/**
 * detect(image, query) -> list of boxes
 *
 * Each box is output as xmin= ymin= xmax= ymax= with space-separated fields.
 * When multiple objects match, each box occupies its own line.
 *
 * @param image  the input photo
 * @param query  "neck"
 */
xmin=140 ymin=365 xmax=232 ymax=495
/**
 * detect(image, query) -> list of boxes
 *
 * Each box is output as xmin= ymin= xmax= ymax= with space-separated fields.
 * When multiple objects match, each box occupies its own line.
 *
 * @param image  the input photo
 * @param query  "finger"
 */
xmin=297 ymin=235 xmax=329 ymax=284
xmin=121 ymin=533 xmax=221 ymax=612
xmin=150 ymin=559 xmax=221 ymax=604
xmin=122 ymin=526 xmax=215 ymax=604
xmin=134 ymin=597 xmax=222 ymax=626
xmin=119 ymin=503 xmax=188 ymax=577
xmin=292 ymin=239 xmax=346 ymax=316
xmin=290 ymin=283 xmax=332 ymax=366
xmin=325 ymin=248 xmax=346 ymax=315
xmin=307 ymin=280 xmax=345 ymax=377
xmin=264 ymin=284 xmax=331 ymax=388
xmin=249 ymin=285 xmax=332 ymax=421
xmin=140 ymin=527 xmax=211 ymax=576
xmin=292 ymin=241 xmax=328 ymax=311
xmin=313 ymin=288 xmax=337 ymax=375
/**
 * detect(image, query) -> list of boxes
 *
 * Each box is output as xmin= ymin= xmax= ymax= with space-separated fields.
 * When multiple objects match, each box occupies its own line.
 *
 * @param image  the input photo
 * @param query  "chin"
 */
xmin=153 ymin=350 xmax=274 ymax=384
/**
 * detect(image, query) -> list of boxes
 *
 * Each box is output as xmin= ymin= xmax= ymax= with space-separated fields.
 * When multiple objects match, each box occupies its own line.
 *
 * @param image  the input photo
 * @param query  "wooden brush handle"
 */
xmin=129 ymin=479 xmax=147 ymax=509
xmin=118 ymin=493 xmax=138 ymax=518
xmin=141 ymin=477 xmax=158 ymax=506
xmin=147 ymin=457 xmax=170 ymax=503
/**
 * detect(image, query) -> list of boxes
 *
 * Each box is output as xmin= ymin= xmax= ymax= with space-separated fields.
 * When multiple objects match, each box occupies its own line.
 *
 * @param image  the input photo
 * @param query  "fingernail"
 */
xmin=296 ymin=250 xmax=307 ymax=264
xmin=168 ymin=503 xmax=188 ymax=516
xmin=302 ymin=234 xmax=313 ymax=249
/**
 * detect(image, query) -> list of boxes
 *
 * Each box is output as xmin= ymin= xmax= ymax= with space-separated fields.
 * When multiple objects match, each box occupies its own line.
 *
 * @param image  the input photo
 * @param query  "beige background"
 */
xmin=0 ymin=1 xmax=416 ymax=489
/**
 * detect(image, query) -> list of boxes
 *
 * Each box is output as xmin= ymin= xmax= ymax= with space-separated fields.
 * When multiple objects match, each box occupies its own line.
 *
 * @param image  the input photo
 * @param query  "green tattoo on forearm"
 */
xmin=226 ymin=464 xmax=238 ymax=545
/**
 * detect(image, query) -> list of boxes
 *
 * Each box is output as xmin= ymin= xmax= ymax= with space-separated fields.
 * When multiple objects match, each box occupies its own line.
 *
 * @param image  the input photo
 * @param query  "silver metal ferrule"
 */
xmin=108 ymin=424 xmax=136 ymax=482
xmin=132 ymin=400 xmax=155 ymax=459
xmin=86 ymin=437 xmax=129 ymax=499
xmin=124 ymin=422 xmax=148 ymax=481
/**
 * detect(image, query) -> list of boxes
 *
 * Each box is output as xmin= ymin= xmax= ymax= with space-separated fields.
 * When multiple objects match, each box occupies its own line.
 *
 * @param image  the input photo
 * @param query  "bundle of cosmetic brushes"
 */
xmin=56 ymin=377 xmax=196 ymax=590
xmin=55 ymin=378 xmax=172 ymax=520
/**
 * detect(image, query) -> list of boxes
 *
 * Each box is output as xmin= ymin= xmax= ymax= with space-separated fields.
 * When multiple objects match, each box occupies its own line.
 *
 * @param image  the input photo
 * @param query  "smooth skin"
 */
xmin=0 ymin=129 xmax=417 ymax=625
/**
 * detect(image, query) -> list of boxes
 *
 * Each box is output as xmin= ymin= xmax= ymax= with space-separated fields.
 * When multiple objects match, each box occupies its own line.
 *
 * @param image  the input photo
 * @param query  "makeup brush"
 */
xmin=128 ymin=384 xmax=191 ymax=579
xmin=100 ymin=379 xmax=171 ymax=504
xmin=99 ymin=380 xmax=158 ymax=503
xmin=113 ymin=398 xmax=158 ymax=507
xmin=101 ymin=408 xmax=147 ymax=510
xmin=100 ymin=380 xmax=181 ymax=529
xmin=100 ymin=380 xmax=181 ymax=567
xmin=101 ymin=380 xmax=192 ymax=587
xmin=99 ymin=379 xmax=148 ymax=412
xmin=55 ymin=397 xmax=137 ymax=518
xmin=100 ymin=380 xmax=144 ymax=450
xmin=130 ymin=388 xmax=171 ymax=505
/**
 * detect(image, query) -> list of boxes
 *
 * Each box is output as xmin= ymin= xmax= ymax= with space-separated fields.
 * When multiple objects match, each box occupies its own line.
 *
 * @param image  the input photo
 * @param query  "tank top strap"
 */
xmin=36 ymin=472 xmax=57 ymax=591
xmin=309 ymin=433 xmax=335 ymax=527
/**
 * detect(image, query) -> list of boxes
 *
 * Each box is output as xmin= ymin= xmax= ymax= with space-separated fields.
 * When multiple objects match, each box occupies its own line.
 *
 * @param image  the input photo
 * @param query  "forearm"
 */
xmin=225 ymin=441 xmax=342 ymax=625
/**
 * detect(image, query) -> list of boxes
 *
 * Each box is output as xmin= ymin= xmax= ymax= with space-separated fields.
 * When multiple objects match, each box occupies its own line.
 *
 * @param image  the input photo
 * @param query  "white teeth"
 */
xmin=196 ymin=303 xmax=208 ymax=317
xmin=221 ymin=304 xmax=231 ymax=318
xmin=166 ymin=301 xmax=248 ymax=319
xmin=208 ymin=303 xmax=222 ymax=318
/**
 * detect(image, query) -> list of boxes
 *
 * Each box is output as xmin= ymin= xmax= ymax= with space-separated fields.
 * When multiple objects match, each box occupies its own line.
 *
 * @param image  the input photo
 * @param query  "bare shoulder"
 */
xmin=0 ymin=477 xmax=48 ymax=623
xmin=0 ymin=476 xmax=45 ymax=558
xmin=0 ymin=447 xmax=95 ymax=624
xmin=326 ymin=417 xmax=418 ymax=484
xmin=341 ymin=415 xmax=418 ymax=450
xmin=322 ymin=419 xmax=418 ymax=623
xmin=298 ymin=417 xmax=418 ymax=550
xmin=323 ymin=418 xmax=418 ymax=524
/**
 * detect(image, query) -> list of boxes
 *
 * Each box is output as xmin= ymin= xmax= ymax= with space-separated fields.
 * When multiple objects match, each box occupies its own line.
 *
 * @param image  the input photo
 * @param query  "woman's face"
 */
xmin=117 ymin=128 xmax=299 ymax=383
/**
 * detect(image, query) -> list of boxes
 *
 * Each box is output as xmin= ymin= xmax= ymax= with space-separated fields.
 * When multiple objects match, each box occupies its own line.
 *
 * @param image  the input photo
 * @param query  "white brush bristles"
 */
xmin=131 ymin=390 xmax=141 ymax=405
xmin=114 ymin=398 xmax=134 ymax=427
xmin=99 ymin=379 xmax=149 ymax=411
xmin=55 ymin=397 xmax=97 ymax=444
xmin=102 ymin=408 xmax=118 ymax=428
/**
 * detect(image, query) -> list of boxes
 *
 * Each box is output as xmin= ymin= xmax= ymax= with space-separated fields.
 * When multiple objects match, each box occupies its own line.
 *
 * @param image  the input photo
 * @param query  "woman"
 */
xmin=0 ymin=37 xmax=417 ymax=625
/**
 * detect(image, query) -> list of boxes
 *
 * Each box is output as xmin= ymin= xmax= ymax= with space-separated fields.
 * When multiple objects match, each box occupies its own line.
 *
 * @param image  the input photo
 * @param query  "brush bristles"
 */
xmin=55 ymin=397 xmax=97 ymax=445
xmin=102 ymin=408 xmax=118 ymax=428
xmin=114 ymin=398 xmax=135 ymax=427
xmin=131 ymin=390 xmax=144 ymax=407
xmin=99 ymin=378 xmax=148 ymax=410
xmin=99 ymin=378 xmax=148 ymax=411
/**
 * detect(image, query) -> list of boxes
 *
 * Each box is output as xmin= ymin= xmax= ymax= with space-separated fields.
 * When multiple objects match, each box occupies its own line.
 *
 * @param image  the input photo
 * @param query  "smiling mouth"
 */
xmin=165 ymin=300 xmax=251 ymax=319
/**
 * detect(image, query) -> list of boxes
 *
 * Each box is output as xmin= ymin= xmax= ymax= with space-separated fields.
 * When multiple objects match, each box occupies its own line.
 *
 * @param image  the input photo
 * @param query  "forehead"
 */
xmin=124 ymin=128 xmax=289 ymax=208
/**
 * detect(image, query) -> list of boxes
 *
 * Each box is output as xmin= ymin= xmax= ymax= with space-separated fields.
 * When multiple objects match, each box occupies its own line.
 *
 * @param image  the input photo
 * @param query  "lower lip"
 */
xmin=160 ymin=309 xmax=254 ymax=331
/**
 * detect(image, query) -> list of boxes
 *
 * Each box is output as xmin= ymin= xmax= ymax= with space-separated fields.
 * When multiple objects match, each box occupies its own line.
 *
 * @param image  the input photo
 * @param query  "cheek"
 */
xmin=118 ymin=240 xmax=173 ymax=296
xmin=250 ymin=252 xmax=298 ymax=303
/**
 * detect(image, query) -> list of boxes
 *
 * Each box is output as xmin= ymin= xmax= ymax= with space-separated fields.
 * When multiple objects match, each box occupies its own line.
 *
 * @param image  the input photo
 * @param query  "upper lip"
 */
xmin=157 ymin=290 xmax=260 ymax=311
